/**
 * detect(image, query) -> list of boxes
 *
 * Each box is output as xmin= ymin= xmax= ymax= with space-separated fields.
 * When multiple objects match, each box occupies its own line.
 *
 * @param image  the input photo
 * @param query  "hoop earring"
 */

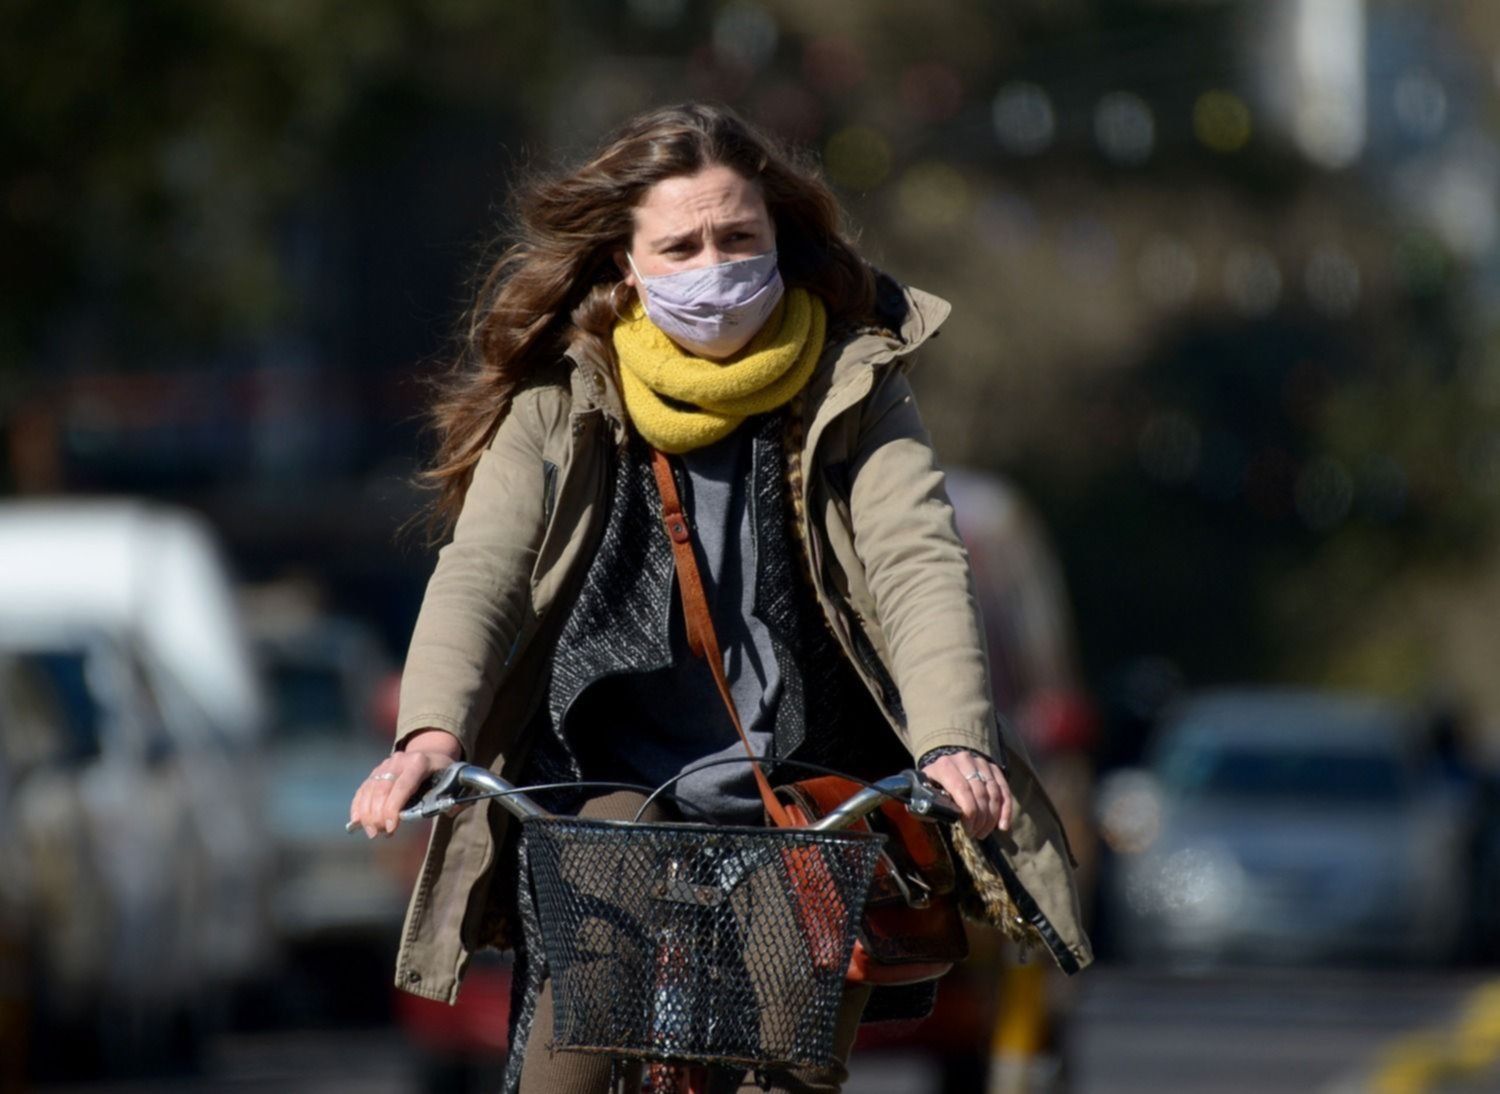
xmin=609 ymin=281 xmax=635 ymax=323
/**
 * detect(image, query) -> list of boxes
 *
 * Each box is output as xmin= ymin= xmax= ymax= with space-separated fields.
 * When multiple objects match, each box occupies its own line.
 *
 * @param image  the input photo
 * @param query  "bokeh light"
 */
xmin=1192 ymin=90 xmax=1252 ymax=153
xmin=823 ymin=124 xmax=891 ymax=191
xmin=1095 ymin=770 xmax=1164 ymax=855
xmin=992 ymin=81 xmax=1056 ymax=156
xmin=712 ymin=1 xmax=778 ymax=70
xmin=896 ymin=162 xmax=972 ymax=232
xmin=1303 ymin=244 xmax=1362 ymax=317
xmin=1422 ymin=151 xmax=1499 ymax=260
xmin=1297 ymin=102 xmax=1364 ymax=169
xmin=1094 ymin=91 xmax=1155 ymax=166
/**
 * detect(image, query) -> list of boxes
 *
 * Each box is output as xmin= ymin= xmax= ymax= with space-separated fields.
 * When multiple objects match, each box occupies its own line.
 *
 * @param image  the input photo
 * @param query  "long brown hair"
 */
xmin=418 ymin=102 xmax=876 ymax=542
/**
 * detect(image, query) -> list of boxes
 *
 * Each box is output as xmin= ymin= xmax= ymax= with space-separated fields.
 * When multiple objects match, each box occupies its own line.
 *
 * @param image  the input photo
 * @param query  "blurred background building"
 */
xmin=6 ymin=1 xmax=1500 ymax=1091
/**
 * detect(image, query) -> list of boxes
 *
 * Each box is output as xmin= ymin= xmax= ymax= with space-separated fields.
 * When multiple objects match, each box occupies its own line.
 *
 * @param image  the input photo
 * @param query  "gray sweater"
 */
xmin=599 ymin=423 xmax=780 ymax=823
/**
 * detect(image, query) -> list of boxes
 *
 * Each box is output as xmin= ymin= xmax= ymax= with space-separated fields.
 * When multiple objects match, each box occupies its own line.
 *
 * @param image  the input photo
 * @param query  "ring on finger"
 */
xmin=963 ymin=770 xmax=988 ymax=784
xmin=371 ymin=772 xmax=397 ymax=782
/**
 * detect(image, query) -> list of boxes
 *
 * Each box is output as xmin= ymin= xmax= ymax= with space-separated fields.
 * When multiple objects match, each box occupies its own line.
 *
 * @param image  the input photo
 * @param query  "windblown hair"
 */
xmin=419 ymin=102 xmax=877 ymax=542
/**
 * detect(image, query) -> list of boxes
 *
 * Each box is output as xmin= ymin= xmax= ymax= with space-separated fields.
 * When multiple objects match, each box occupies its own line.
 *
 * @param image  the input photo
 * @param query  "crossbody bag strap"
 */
xmin=649 ymin=448 xmax=798 ymax=829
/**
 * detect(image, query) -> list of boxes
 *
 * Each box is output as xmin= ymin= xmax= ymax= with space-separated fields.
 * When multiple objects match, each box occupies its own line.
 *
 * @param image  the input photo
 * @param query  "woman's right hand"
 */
xmin=349 ymin=728 xmax=463 ymax=838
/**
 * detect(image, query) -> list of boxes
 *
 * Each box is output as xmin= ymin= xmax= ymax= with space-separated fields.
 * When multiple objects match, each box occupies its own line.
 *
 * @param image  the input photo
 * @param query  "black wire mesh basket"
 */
xmin=523 ymin=817 xmax=886 ymax=1071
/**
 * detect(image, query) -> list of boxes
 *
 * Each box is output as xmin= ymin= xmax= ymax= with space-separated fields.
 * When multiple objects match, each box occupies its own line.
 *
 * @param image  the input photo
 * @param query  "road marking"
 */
xmin=1361 ymin=979 xmax=1500 ymax=1093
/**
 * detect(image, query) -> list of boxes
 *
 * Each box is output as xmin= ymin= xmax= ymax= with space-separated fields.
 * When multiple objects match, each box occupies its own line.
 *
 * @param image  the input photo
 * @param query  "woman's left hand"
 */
xmin=920 ymin=750 xmax=1014 ymax=840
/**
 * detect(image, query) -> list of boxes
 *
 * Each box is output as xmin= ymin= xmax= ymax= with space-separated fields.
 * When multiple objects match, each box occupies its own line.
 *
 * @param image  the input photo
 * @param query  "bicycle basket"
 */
xmin=523 ymin=817 xmax=885 ymax=1071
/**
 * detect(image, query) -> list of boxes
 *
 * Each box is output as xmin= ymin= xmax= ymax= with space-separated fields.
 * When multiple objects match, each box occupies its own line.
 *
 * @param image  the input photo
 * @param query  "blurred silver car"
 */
xmin=1098 ymin=689 xmax=1470 ymax=967
xmin=0 ymin=631 xmax=206 ymax=1065
xmin=252 ymin=615 xmax=408 ymax=945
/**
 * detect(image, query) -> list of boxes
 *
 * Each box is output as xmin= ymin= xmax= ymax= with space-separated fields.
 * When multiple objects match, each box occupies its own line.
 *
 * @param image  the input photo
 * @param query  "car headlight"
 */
xmin=1095 ymin=768 xmax=1163 ymax=854
xmin=1126 ymin=843 xmax=1245 ymax=923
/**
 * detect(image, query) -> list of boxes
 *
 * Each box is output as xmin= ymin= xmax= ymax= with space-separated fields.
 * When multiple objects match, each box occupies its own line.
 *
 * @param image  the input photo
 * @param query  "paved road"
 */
xmin=1067 ymin=966 xmax=1500 ymax=1094
xmin=38 ymin=964 xmax=1500 ymax=1093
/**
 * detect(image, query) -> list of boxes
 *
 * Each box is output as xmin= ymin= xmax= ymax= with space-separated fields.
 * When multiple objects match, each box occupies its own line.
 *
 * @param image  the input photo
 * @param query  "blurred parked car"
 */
xmin=0 ymin=500 xmax=273 ymax=995
xmin=251 ymin=612 xmax=409 ymax=950
xmin=1097 ymin=688 xmax=1472 ymax=968
xmin=0 ymin=631 xmax=217 ymax=1071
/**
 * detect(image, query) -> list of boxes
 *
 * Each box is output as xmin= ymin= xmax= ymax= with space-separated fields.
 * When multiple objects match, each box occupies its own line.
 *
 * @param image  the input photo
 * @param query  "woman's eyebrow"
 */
xmin=650 ymin=230 xmax=698 ymax=249
xmin=649 ymin=219 xmax=762 ymax=250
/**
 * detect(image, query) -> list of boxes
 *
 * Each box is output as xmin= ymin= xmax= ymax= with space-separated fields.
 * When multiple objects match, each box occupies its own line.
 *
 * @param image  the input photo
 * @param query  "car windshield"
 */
xmin=13 ymin=651 xmax=103 ymax=763
xmin=1157 ymin=740 xmax=1410 ymax=806
xmin=267 ymin=661 xmax=350 ymax=742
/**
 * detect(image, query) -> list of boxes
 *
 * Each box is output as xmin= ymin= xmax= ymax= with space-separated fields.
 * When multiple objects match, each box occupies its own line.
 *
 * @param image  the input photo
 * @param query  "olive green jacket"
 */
xmin=390 ymin=282 xmax=1094 ymax=1002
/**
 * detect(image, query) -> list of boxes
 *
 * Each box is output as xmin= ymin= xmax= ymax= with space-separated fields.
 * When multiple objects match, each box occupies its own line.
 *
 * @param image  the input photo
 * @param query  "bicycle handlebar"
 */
xmin=347 ymin=762 xmax=963 ymax=833
xmin=804 ymin=770 xmax=962 ymax=830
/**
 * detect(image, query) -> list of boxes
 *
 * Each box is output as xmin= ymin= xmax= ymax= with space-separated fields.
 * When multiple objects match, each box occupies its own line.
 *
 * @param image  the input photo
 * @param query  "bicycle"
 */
xmin=355 ymin=760 xmax=963 ymax=1093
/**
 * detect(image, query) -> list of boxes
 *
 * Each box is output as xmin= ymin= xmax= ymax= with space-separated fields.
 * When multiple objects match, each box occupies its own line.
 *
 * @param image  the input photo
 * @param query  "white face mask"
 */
xmin=626 ymin=249 xmax=785 ymax=359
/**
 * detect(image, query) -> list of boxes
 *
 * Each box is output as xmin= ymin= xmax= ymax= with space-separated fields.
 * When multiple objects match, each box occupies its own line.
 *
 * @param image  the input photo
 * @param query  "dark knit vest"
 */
xmin=518 ymin=410 xmax=906 ymax=810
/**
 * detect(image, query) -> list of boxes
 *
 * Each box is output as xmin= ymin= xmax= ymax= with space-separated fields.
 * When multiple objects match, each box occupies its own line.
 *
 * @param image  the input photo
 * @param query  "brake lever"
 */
xmin=903 ymin=770 xmax=964 ymax=824
xmin=344 ymin=763 xmax=468 ymax=834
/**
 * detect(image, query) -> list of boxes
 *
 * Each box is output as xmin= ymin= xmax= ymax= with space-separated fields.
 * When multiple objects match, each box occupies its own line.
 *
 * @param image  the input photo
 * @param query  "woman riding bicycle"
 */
xmin=348 ymin=102 xmax=1092 ymax=1093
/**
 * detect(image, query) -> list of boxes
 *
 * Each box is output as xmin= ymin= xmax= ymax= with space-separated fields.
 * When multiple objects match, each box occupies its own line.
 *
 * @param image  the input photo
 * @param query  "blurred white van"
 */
xmin=0 ymin=500 xmax=265 ymax=742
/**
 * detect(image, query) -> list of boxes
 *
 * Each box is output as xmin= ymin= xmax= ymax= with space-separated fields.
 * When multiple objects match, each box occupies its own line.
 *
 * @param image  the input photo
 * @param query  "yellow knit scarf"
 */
xmin=612 ymin=287 xmax=827 ymax=454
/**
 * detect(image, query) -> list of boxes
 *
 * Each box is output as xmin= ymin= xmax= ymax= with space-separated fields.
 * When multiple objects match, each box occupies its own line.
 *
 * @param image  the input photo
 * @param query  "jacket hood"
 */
xmin=817 ymin=272 xmax=951 ymax=393
xmin=860 ymin=270 xmax=953 ymax=355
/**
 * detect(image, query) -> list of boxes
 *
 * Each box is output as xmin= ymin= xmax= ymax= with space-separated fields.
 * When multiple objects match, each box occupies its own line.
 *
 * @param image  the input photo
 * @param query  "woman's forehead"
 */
xmin=633 ymin=165 xmax=768 ymax=233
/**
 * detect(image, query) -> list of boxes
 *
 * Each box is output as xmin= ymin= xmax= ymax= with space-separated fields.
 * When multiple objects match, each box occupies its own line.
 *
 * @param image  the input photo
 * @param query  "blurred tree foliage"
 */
xmin=6 ymin=0 xmax=1500 ymax=716
xmin=0 ymin=0 xmax=553 ymax=372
